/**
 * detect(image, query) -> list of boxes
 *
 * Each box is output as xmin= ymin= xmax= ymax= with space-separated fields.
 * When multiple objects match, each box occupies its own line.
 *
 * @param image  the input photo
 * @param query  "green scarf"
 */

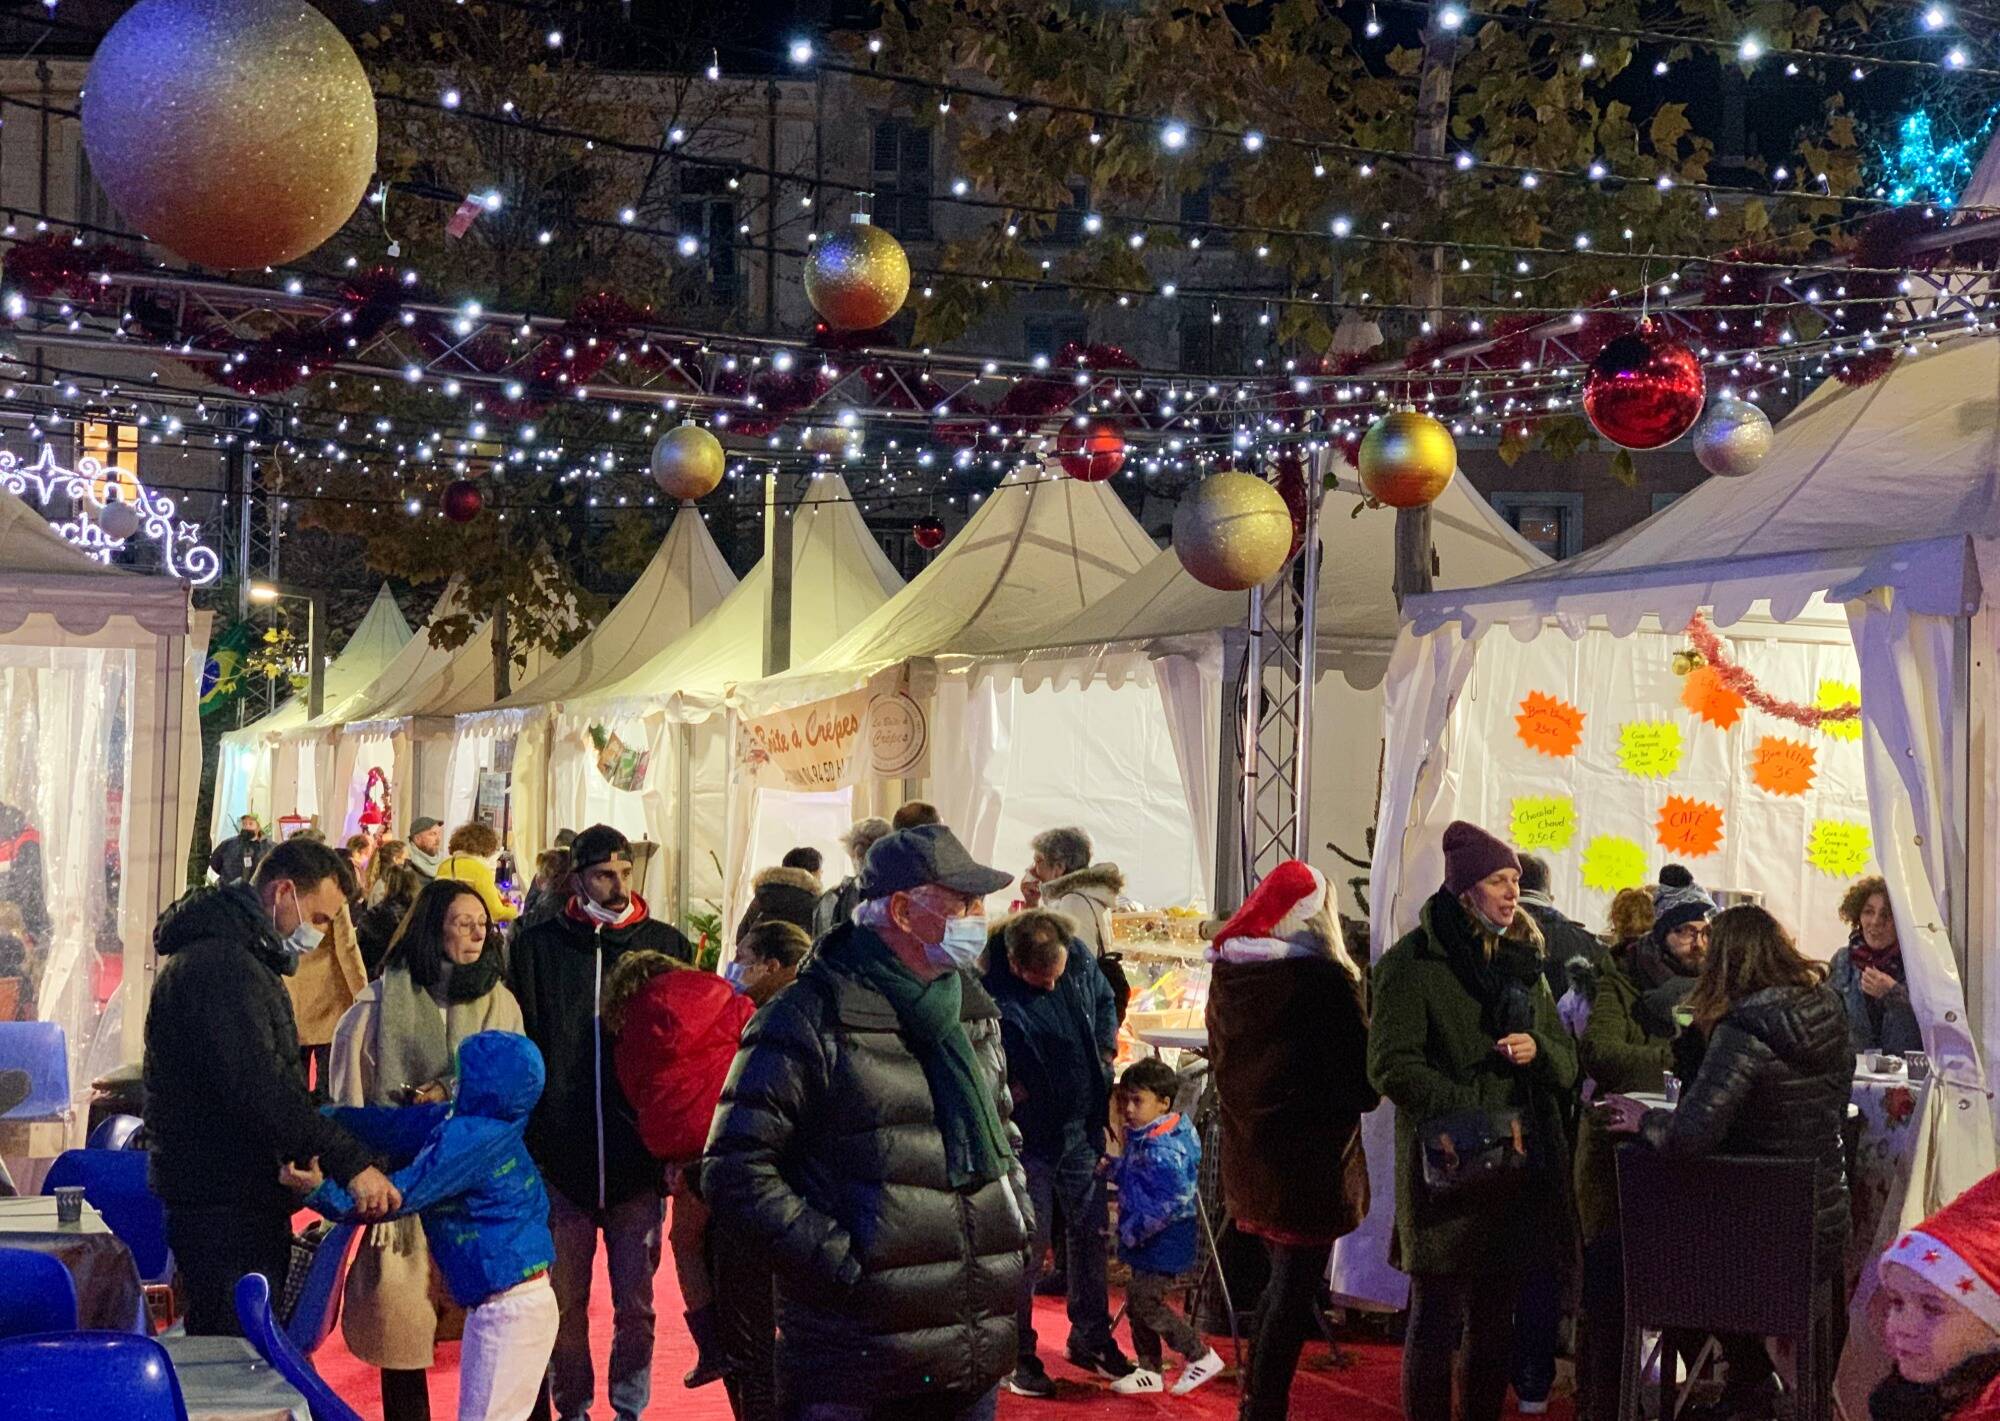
xmin=844 ymin=929 xmax=1013 ymax=1189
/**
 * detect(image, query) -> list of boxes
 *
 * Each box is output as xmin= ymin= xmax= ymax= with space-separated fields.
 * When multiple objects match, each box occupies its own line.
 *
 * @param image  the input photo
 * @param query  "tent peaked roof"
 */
xmin=0 ymin=481 xmax=191 ymax=635
xmin=301 ymin=579 xmax=475 ymax=730
xmin=741 ymin=461 xmax=1157 ymax=711
xmin=496 ymin=504 xmax=736 ymax=710
xmin=228 ymin=585 xmax=415 ymax=739
xmin=576 ymin=473 xmax=903 ymax=719
xmin=1014 ymin=456 xmax=1545 ymax=686
xmin=1406 ymin=337 xmax=2000 ymax=638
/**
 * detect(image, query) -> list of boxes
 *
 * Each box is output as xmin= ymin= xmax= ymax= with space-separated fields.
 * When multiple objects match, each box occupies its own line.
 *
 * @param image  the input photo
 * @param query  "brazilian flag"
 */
xmin=200 ymin=619 xmax=256 ymax=717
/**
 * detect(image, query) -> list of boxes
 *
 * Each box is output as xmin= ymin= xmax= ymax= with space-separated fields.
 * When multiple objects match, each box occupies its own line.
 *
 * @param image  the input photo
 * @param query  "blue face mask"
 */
xmin=722 ymin=959 xmax=751 ymax=993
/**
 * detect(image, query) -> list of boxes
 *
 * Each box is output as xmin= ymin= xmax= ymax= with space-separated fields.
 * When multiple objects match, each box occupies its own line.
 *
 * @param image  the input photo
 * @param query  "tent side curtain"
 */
xmin=1406 ymin=534 xmax=1982 ymax=641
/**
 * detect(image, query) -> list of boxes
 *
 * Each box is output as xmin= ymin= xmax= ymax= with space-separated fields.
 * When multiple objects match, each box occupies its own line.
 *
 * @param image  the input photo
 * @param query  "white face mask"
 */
xmin=579 ymin=898 xmax=623 ymax=926
xmin=278 ymin=882 xmax=325 ymax=957
xmin=909 ymin=899 xmax=987 ymax=972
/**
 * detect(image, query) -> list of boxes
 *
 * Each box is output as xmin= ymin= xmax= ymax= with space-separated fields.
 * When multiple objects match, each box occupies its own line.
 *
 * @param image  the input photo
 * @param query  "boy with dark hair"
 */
xmin=732 ymin=921 xmax=808 ymax=1006
xmin=1109 ymin=1057 xmax=1224 ymax=1395
xmin=779 ymin=846 xmax=822 ymax=878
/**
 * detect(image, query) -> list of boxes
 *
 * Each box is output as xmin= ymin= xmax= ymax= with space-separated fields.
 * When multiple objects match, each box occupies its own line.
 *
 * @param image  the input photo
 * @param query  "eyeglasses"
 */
xmin=445 ymin=916 xmax=489 ymax=934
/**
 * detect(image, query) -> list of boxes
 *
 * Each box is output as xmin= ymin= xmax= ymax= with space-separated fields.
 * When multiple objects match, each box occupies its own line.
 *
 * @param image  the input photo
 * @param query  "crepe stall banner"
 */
xmin=1516 ymin=692 xmax=1586 ymax=759
xmin=736 ymin=677 xmax=931 ymax=792
xmin=1510 ymin=795 xmax=1578 ymax=852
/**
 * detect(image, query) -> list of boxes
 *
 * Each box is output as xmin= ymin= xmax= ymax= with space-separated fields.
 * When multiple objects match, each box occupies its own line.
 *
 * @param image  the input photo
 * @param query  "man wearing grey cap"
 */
xmin=405 ymin=817 xmax=444 ymax=884
xmin=705 ymin=823 xmax=1029 ymax=1421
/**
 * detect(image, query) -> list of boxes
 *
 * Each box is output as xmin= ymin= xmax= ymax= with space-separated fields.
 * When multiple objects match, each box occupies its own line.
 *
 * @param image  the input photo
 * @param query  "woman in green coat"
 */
xmin=1571 ymin=874 xmax=1712 ymax=1421
xmin=1369 ymin=822 xmax=1578 ymax=1421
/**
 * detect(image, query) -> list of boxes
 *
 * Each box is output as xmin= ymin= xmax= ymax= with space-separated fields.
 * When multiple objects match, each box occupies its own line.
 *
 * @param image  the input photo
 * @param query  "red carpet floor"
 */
xmin=311 ymin=1245 xmax=1575 ymax=1421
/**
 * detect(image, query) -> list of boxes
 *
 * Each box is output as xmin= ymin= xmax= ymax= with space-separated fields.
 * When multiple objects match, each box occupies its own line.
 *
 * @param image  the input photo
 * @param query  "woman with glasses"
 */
xmin=327 ymin=879 xmax=525 ymax=1421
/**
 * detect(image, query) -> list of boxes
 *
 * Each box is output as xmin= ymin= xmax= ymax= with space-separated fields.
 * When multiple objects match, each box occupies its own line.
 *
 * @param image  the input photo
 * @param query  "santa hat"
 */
xmin=1207 ymin=859 xmax=1330 ymax=964
xmin=1885 ymin=1170 xmax=2000 ymax=1334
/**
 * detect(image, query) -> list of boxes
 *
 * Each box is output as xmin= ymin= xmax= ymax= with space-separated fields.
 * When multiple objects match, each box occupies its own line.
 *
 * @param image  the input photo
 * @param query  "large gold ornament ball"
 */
xmin=1357 ymin=410 xmax=1457 ymax=508
xmin=1173 ymin=472 xmax=1295 ymax=591
xmin=804 ymin=218 xmax=911 ymax=331
xmin=652 ymin=424 xmax=725 ymax=500
xmin=82 ymin=0 xmax=377 ymax=271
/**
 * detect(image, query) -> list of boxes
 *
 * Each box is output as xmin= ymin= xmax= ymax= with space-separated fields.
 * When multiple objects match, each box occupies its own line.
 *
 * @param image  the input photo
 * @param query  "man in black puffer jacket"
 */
xmin=507 ymin=824 xmax=692 ymax=1421
xmin=706 ymin=824 xmax=1028 ymax=1421
xmin=145 ymin=839 xmax=400 ymax=1335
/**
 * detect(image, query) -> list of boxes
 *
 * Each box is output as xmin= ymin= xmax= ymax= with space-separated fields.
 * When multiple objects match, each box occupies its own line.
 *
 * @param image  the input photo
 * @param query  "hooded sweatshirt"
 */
xmin=144 ymin=883 xmax=375 ymax=1210
xmin=309 ymin=1030 xmax=554 ymax=1309
xmin=506 ymin=894 xmax=693 ymax=1208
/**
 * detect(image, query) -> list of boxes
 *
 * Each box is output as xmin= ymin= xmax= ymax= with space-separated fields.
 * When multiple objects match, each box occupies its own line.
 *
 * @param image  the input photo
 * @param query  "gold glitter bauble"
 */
xmin=652 ymin=424 xmax=725 ymax=500
xmin=1357 ymin=410 xmax=1456 ymax=508
xmin=804 ymin=217 xmax=911 ymax=331
xmin=1173 ymin=472 xmax=1294 ymax=591
xmin=82 ymin=0 xmax=377 ymax=271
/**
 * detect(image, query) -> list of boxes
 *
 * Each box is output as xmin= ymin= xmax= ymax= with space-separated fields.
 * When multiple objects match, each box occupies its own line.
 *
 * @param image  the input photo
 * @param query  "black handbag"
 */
xmin=1418 ymin=1107 xmax=1528 ymax=1200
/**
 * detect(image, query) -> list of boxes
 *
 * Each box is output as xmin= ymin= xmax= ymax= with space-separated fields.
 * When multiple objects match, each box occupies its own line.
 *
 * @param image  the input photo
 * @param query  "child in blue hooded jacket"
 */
xmin=284 ymin=1030 xmax=557 ymax=1421
xmin=1108 ymin=1057 xmax=1225 ymax=1397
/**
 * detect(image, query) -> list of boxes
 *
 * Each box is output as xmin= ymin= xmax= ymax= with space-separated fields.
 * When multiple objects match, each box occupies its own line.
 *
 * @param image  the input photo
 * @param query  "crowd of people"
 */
xmin=133 ymin=795 xmax=1985 ymax=1421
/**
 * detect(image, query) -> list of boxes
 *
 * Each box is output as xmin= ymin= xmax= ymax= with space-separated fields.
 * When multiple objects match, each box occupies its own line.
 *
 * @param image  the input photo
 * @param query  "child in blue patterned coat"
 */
xmin=1108 ymin=1057 xmax=1225 ymax=1396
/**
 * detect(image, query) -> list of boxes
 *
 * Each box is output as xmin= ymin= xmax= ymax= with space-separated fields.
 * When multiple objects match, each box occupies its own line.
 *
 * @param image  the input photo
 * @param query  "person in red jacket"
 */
xmin=602 ymin=948 xmax=754 ymax=1397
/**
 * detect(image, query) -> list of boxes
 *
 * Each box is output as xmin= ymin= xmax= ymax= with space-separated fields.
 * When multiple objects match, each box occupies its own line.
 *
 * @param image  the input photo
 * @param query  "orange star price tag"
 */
xmin=1516 ymin=691 xmax=1586 ymax=758
xmin=1657 ymin=796 xmax=1725 ymax=858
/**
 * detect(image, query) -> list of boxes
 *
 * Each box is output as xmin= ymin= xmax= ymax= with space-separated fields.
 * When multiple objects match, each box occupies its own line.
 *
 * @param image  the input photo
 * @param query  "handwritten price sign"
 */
xmin=1510 ymin=795 xmax=1578 ymax=852
xmin=1682 ymin=665 xmax=1746 ymax=731
xmin=1618 ymin=721 xmax=1683 ymax=780
xmin=1808 ymin=819 xmax=1873 ymax=878
xmin=1657 ymin=796 xmax=1725 ymax=858
xmin=1750 ymin=736 xmax=1817 ymax=796
xmin=1581 ymin=835 xmax=1649 ymax=892
xmin=1817 ymin=682 xmax=1862 ymax=742
xmin=1516 ymin=692 xmax=1586 ymax=759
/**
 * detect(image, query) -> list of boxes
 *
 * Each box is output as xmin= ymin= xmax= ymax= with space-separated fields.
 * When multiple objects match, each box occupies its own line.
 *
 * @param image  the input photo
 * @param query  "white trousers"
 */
xmin=457 ymin=1273 xmax=559 ymax=1421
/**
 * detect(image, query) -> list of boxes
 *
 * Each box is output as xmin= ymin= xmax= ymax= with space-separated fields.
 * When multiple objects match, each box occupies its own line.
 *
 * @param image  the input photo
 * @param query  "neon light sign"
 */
xmin=0 ymin=446 xmax=220 ymax=584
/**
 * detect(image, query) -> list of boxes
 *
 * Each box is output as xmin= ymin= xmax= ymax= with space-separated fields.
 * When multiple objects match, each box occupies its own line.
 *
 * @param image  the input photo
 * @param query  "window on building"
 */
xmin=79 ymin=419 xmax=143 ymax=508
xmin=1049 ymin=181 xmax=1090 ymax=244
xmin=1490 ymin=492 xmax=1584 ymax=559
xmin=1179 ymin=167 xmax=1224 ymax=226
xmin=1025 ymin=316 xmax=1088 ymax=360
xmin=675 ymin=165 xmax=738 ymax=305
xmin=1179 ymin=310 xmax=1246 ymax=373
xmin=871 ymin=119 xmax=933 ymax=240
xmin=75 ymin=146 xmax=120 ymax=238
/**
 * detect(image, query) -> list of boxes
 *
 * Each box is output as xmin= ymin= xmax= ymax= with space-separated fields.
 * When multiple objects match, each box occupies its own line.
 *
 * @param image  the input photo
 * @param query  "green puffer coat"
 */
xmin=1574 ymin=951 xmax=1676 ymax=1244
xmin=1368 ymin=891 xmax=1578 ymax=1277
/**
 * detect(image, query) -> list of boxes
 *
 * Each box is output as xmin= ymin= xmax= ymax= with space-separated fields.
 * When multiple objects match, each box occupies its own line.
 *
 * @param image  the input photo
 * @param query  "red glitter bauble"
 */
xmin=1056 ymin=421 xmax=1126 ymax=481
xmin=441 ymin=479 xmax=484 ymax=523
xmin=913 ymin=516 xmax=947 ymax=551
xmin=1582 ymin=324 xmax=1706 ymax=450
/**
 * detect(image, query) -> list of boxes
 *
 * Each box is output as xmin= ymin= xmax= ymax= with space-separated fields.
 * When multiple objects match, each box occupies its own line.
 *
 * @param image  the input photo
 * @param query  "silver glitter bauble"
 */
xmin=1692 ymin=397 xmax=1774 ymax=479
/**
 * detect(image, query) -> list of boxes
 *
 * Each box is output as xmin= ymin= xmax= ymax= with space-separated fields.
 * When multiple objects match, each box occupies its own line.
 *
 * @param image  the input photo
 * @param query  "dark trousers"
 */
xmin=381 ymin=1367 xmax=432 ymax=1421
xmin=1578 ymin=1234 xmax=1625 ymax=1421
xmin=712 ymin=1213 xmax=778 ymax=1421
xmin=1018 ymin=1144 xmax=1113 ymax=1361
xmin=1125 ymin=1269 xmax=1205 ymax=1367
xmin=166 ymin=1202 xmax=294 ymax=1337
xmin=1404 ymin=1267 xmax=1524 ymax=1421
xmin=1512 ymin=1256 xmax=1563 ymax=1404
xmin=1242 ymin=1240 xmax=1331 ymax=1421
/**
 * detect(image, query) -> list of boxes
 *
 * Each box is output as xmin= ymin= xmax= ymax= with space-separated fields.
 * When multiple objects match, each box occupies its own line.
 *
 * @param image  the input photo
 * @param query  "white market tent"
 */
xmin=0 ymin=486 xmax=201 ymax=1085
xmin=977 ymin=458 xmax=1548 ymax=912
xmin=505 ymin=473 xmax=904 ymax=916
xmin=1350 ymin=333 xmax=2000 ymax=1375
xmin=727 ymin=461 xmax=1167 ymax=918
xmin=435 ymin=503 xmax=739 ymax=849
xmin=210 ymin=584 xmax=413 ymax=840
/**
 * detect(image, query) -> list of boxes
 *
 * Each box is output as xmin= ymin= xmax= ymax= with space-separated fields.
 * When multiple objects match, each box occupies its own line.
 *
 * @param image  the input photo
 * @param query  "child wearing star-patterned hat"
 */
xmin=1872 ymin=1171 xmax=2000 ymax=1421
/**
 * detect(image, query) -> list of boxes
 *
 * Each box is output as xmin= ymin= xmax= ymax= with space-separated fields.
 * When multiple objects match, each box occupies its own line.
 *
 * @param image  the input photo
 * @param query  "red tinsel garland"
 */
xmin=1683 ymin=612 xmax=1860 ymax=729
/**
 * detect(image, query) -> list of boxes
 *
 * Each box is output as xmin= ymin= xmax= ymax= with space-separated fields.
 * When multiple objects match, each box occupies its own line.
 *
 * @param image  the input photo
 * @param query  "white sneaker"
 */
xmin=1112 ymin=1369 xmax=1164 ymax=1395
xmin=1171 ymin=1349 xmax=1225 ymax=1396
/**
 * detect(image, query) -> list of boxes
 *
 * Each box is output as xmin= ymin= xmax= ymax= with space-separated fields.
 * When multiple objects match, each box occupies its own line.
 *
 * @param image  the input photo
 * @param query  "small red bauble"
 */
xmin=1057 ymin=421 xmax=1126 ymax=481
xmin=441 ymin=479 xmax=484 ymax=523
xmin=913 ymin=516 xmax=947 ymax=551
xmin=1582 ymin=323 xmax=1706 ymax=450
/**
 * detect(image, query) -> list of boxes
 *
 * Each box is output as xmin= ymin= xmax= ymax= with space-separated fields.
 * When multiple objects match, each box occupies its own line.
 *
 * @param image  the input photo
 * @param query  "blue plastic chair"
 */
xmin=42 ymin=1149 xmax=171 ymax=1282
xmin=86 ymin=1113 xmax=144 ymax=1150
xmin=0 ymin=1247 xmax=77 ymax=1340
xmin=235 ymin=1271 xmax=362 ymax=1421
xmin=286 ymin=1221 xmax=358 ymax=1355
xmin=0 ymin=1022 xmax=67 ymax=1118
xmin=0 ymin=1330 xmax=190 ymax=1419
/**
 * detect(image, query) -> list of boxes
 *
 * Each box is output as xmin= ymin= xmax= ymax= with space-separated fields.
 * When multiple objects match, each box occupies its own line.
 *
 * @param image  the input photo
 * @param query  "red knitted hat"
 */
xmin=1208 ymin=859 xmax=1328 ymax=960
xmin=1886 ymin=1170 xmax=2000 ymax=1332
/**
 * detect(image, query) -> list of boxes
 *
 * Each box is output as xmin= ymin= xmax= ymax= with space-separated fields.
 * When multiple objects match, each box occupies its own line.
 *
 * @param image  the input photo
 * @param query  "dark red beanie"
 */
xmin=1443 ymin=820 xmax=1520 ymax=896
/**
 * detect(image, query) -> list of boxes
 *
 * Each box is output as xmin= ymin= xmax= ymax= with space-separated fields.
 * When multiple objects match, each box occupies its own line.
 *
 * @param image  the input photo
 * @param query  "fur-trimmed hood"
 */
xmin=754 ymin=865 xmax=821 ymax=896
xmin=738 ymin=864 xmax=822 ymax=939
xmin=1040 ymin=862 xmax=1124 ymax=904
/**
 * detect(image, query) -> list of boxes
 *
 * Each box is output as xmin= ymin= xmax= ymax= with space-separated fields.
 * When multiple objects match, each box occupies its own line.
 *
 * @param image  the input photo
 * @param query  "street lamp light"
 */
xmin=248 ymin=581 xmax=327 ymax=719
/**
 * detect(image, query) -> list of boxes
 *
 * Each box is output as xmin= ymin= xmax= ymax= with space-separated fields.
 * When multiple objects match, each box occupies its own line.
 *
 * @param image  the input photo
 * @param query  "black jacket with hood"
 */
xmin=143 ymin=883 xmax=375 ymax=1212
xmin=1639 ymin=982 xmax=1855 ymax=1253
xmin=506 ymin=897 xmax=693 ymax=1209
xmin=703 ymin=921 xmax=1029 ymax=1407
xmin=981 ymin=913 xmax=1119 ymax=1159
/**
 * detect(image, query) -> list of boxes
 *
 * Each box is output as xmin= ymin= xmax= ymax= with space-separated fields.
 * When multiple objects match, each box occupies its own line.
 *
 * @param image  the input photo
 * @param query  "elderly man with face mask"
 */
xmin=705 ymin=823 xmax=1029 ymax=1421
xmin=145 ymin=838 xmax=401 ymax=1336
